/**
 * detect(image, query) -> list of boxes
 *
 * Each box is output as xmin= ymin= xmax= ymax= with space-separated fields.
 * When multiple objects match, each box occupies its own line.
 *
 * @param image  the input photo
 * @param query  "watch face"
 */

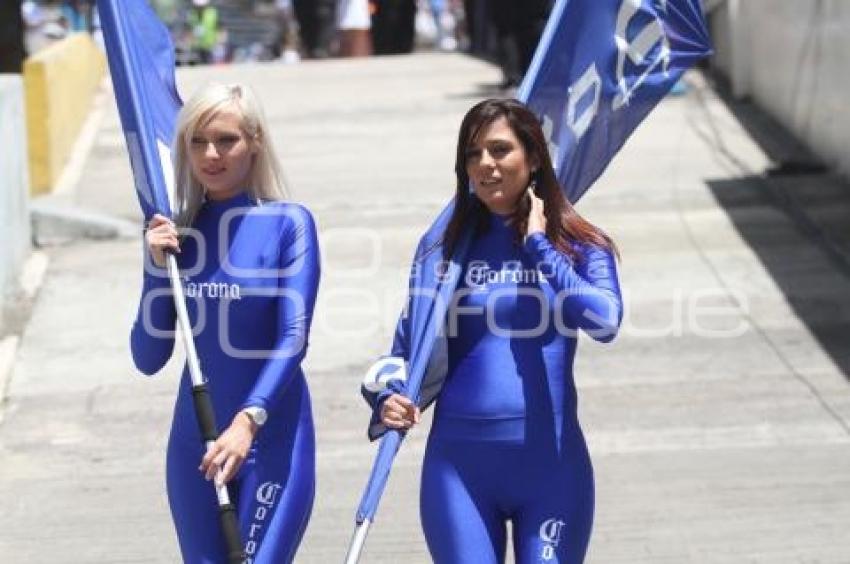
xmin=249 ymin=407 xmax=267 ymax=426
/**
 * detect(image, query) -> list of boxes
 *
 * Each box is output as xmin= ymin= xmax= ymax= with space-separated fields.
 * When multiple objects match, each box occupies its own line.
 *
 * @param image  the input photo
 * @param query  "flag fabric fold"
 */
xmin=518 ymin=0 xmax=712 ymax=202
xmin=98 ymin=0 xmax=182 ymax=220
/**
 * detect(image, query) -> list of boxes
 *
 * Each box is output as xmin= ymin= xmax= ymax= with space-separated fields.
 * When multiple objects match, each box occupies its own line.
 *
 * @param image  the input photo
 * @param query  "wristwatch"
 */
xmin=242 ymin=406 xmax=268 ymax=427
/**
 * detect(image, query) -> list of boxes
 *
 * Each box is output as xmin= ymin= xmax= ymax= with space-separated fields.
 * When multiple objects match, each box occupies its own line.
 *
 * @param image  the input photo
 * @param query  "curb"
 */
xmin=0 ymin=336 xmax=21 ymax=424
xmin=28 ymin=78 xmax=140 ymax=247
xmin=30 ymin=199 xmax=138 ymax=246
xmin=0 ymin=251 xmax=50 ymax=423
xmin=20 ymin=250 xmax=49 ymax=301
xmin=51 ymin=79 xmax=109 ymax=198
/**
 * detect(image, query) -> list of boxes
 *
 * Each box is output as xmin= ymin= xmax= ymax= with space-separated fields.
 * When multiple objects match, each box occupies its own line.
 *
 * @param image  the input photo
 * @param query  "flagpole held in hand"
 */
xmin=344 ymin=208 xmax=471 ymax=563
xmin=166 ymin=252 xmax=245 ymax=564
xmin=344 ymin=430 xmax=403 ymax=564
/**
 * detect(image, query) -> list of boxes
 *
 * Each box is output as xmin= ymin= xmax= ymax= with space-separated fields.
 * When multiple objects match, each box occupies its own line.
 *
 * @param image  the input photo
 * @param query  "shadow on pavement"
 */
xmin=707 ymin=171 xmax=850 ymax=380
xmin=698 ymin=74 xmax=850 ymax=381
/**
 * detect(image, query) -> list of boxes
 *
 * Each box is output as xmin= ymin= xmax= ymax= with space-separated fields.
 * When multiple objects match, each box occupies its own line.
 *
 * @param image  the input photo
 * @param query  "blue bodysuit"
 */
xmin=130 ymin=193 xmax=319 ymax=563
xmin=419 ymin=213 xmax=622 ymax=564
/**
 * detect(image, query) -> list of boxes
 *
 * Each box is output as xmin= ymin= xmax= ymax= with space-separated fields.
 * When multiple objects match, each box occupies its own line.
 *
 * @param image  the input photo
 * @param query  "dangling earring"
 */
xmin=529 ymin=171 xmax=538 ymax=193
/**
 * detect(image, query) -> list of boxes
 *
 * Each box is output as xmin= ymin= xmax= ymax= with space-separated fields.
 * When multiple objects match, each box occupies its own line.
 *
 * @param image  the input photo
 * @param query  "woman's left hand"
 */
xmin=526 ymin=187 xmax=547 ymax=240
xmin=199 ymin=411 xmax=258 ymax=485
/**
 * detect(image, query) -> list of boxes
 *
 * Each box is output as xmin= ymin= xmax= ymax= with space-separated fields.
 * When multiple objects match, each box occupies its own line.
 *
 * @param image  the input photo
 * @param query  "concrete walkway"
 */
xmin=1 ymin=53 xmax=848 ymax=563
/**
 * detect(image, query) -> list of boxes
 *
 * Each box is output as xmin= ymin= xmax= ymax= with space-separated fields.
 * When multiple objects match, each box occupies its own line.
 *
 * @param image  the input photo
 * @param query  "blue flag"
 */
xmin=97 ymin=0 xmax=182 ymax=220
xmin=519 ymin=0 xmax=712 ymax=202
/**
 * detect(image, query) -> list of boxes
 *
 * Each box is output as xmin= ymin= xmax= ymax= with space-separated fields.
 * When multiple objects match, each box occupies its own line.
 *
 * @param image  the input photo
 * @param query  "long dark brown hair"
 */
xmin=442 ymin=98 xmax=618 ymax=262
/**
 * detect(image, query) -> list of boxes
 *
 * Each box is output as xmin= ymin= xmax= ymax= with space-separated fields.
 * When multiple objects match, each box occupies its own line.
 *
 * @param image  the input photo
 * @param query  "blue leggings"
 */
xmin=420 ymin=431 xmax=594 ymax=564
xmin=165 ymin=415 xmax=315 ymax=563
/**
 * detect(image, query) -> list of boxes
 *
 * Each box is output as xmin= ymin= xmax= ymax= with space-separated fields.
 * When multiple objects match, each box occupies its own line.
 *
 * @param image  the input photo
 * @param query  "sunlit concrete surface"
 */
xmin=0 ymin=53 xmax=848 ymax=563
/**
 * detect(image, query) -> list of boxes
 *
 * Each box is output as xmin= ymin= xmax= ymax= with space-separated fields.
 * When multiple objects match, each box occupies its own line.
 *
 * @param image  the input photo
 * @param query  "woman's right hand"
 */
xmin=145 ymin=214 xmax=180 ymax=268
xmin=380 ymin=393 xmax=421 ymax=429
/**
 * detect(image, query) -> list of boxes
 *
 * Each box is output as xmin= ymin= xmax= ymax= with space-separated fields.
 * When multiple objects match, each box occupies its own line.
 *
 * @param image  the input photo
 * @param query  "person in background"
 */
xmin=513 ymin=0 xmax=552 ymax=80
xmin=338 ymin=0 xmax=372 ymax=57
xmin=427 ymin=0 xmax=457 ymax=51
xmin=0 ymin=0 xmax=26 ymax=74
xmin=188 ymin=0 xmax=219 ymax=65
xmin=152 ymin=0 xmax=181 ymax=29
xmin=59 ymin=0 xmax=78 ymax=32
xmin=273 ymin=0 xmax=300 ymax=61
xmin=490 ymin=0 xmax=553 ymax=88
xmin=293 ymin=0 xmax=336 ymax=58
xmin=370 ymin=0 xmax=416 ymax=55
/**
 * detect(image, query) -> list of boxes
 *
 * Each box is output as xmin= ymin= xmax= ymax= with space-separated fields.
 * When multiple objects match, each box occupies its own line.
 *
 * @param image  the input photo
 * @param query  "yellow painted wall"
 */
xmin=23 ymin=34 xmax=106 ymax=195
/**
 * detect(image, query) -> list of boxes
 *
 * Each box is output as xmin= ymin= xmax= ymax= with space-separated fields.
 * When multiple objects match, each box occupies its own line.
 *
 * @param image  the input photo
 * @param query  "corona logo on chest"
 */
xmin=182 ymin=277 xmax=242 ymax=300
xmin=465 ymin=261 xmax=548 ymax=290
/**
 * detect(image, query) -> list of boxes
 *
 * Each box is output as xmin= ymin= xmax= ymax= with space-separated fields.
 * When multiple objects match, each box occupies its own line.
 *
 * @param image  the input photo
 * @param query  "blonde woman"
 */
xmin=130 ymin=83 xmax=318 ymax=563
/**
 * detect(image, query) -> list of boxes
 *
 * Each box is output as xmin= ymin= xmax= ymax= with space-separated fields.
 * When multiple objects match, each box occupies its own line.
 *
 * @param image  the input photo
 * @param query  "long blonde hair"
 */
xmin=172 ymin=82 xmax=288 ymax=227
